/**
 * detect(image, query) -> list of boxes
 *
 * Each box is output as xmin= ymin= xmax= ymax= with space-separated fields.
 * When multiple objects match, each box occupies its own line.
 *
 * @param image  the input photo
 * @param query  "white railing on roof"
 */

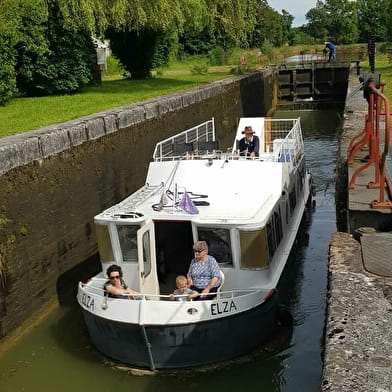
xmin=151 ymin=117 xmax=304 ymax=165
xmin=263 ymin=117 xmax=304 ymax=164
xmin=153 ymin=118 xmax=215 ymax=161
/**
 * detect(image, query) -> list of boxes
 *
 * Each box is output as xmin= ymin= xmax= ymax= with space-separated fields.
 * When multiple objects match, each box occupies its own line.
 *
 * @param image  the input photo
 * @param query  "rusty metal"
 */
xmin=347 ymin=80 xmax=392 ymax=208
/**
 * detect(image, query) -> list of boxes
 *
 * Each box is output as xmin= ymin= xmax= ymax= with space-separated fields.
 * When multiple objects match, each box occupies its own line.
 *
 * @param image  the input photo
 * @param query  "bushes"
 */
xmin=0 ymin=33 xmax=17 ymax=105
xmin=208 ymin=46 xmax=232 ymax=66
xmin=16 ymin=1 xmax=96 ymax=96
xmin=0 ymin=0 xmax=96 ymax=105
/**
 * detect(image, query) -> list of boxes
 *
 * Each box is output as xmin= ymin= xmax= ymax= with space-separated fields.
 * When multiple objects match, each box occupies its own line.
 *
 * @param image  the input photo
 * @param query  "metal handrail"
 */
xmin=347 ymin=80 xmax=392 ymax=208
xmin=79 ymin=281 xmax=263 ymax=301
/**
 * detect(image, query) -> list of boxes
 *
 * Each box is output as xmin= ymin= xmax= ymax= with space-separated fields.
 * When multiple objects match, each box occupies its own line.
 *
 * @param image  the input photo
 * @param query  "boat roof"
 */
xmin=95 ymin=117 xmax=304 ymax=227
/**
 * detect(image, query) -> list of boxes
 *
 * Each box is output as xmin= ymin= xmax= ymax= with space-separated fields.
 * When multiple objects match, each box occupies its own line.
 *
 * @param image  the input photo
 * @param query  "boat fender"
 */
xmin=263 ymin=288 xmax=276 ymax=301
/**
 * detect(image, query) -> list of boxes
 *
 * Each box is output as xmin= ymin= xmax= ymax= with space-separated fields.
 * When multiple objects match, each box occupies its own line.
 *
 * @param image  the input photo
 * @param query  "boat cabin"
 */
xmin=93 ymin=118 xmax=309 ymax=299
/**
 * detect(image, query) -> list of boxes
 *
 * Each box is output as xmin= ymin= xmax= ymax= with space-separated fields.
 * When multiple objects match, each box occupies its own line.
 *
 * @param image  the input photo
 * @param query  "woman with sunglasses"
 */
xmin=187 ymin=241 xmax=221 ymax=300
xmin=104 ymin=264 xmax=142 ymax=299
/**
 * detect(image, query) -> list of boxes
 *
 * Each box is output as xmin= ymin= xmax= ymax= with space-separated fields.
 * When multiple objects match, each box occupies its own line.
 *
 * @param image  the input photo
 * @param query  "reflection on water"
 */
xmin=0 ymin=110 xmax=340 ymax=392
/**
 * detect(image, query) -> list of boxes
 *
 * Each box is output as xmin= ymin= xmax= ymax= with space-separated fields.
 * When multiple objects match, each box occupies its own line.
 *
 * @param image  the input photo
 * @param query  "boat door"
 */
xmin=137 ymin=221 xmax=159 ymax=297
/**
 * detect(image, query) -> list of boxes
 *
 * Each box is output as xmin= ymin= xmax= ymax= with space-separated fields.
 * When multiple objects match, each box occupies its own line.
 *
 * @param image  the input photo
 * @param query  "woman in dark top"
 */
xmin=104 ymin=264 xmax=142 ymax=299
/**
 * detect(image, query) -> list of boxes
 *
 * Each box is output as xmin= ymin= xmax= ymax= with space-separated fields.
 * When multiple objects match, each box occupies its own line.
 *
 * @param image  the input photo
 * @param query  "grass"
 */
xmin=0 ymin=72 xmax=232 ymax=137
xmin=362 ymin=53 xmax=392 ymax=100
xmin=0 ymin=44 xmax=390 ymax=138
xmin=0 ymin=62 xmax=233 ymax=137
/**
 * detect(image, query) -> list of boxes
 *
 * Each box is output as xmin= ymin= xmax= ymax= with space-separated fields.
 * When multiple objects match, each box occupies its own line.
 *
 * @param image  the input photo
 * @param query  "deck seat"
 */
xmin=173 ymin=142 xmax=193 ymax=155
xmin=217 ymin=270 xmax=225 ymax=298
xmin=197 ymin=140 xmax=219 ymax=152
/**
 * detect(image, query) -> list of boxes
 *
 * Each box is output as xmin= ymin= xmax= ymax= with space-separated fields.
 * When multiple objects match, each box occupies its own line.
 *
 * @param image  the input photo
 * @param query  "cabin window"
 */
xmin=266 ymin=209 xmax=283 ymax=259
xmin=266 ymin=221 xmax=274 ymax=259
xmin=274 ymin=209 xmax=283 ymax=245
xmin=117 ymin=225 xmax=139 ymax=262
xmin=96 ymin=224 xmax=114 ymax=262
xmin=142 ymin=231 xmax=152 ymax=277
xmin=239 ymin=229 xmax=269 ymax=269
xmin=197 ymin=227 xmax=232 ymax=265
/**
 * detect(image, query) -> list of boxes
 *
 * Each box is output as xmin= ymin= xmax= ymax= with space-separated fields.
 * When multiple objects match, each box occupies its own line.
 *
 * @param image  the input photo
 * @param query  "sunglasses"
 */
xmin=109 ymin=275 xmax=120 ymax=280
xmin=194 ymin=250 xmax=204 ymax=253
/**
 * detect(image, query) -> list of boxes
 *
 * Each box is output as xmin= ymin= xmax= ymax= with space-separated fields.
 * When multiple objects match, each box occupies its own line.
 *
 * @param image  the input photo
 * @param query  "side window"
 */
xmin=117 ymin=225 xmax=139 ymax=262
xmin=266 ymin=221 xmax=274 ymax=259
xmin=96 ymin=224 xmax=114 ymax=262
xmin=274 ymin=209 xmax=283 ymax=245
xmin=197 ymin=227 xmax=232 ymax=265
xmin=239 ymin=229 xmax=269 ymax=269
xmin=142 ymin=231 xmax=151 ymax=277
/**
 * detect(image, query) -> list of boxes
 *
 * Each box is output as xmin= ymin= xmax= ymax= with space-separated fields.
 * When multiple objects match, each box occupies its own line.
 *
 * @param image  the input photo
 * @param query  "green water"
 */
xmin=0 ymin=109 xmax=341 ymax=391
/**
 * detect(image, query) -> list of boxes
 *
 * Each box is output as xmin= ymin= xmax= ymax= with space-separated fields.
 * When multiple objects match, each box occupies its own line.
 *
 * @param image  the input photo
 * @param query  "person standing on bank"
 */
xmin=324 ymin=41 xmax=336 ymax=63
xmin=238 ymin=126 xmax=259 ymax=157
xmin=187 ymin=241 xmax=221 ymax=300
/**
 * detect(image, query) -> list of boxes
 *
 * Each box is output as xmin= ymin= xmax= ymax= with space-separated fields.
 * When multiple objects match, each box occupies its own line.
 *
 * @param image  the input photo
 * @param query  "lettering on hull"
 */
xmin=210 ymin=300 xmax=237 ymax=316
xmin=82 ymin=293 xmax=95 ymax=311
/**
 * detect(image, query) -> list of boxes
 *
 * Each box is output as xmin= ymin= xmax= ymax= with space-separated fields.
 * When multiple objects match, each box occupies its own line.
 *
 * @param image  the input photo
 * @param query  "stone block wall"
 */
xmin=0 ymin=70 xmax=276 ymax=338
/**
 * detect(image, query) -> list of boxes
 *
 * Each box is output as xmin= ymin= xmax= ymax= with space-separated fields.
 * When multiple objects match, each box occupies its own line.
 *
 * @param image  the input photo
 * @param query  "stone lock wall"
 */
xmin=0 ymin=70 xmax=276 ymax=339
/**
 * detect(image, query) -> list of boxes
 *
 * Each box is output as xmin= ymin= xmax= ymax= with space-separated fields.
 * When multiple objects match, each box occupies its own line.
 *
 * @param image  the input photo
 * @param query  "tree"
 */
xmin=281 ymin=10 xmax=294 ymax=45
xmin=305 ymin=2 xmax=329 ymax=40
xmin=248 ymin=1 xmax=289 ymax=48
xmin=305 ymin=0 xmax=358 ymax=44
xmin=56 ymin=0 xmax=260 ymax=79
xmin=0 ymin=0 xmax=20 ymax=104
xmin=357 ymin=0 xmax=388 ymax=42
xmin=15 ymin=0 xmax=96 ymax=96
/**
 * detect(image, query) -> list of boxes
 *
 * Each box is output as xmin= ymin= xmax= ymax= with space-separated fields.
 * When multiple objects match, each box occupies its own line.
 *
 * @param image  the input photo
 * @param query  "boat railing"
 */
xmin=153 ymin=118 xmax=216 ymax=161
xmin=262 ymin=118 xmax=304 ymax=163
xmin=79 ymin=281 xmax=262 ymax=301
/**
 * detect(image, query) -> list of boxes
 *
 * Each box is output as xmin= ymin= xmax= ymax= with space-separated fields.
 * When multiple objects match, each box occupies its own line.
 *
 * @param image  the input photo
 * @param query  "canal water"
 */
xmin=0 ymin=109 xmax=341 ymax=392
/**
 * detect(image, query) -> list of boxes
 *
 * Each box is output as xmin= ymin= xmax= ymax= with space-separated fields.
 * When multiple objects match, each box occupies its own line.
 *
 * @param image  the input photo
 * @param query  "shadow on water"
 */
xmin=56 ymin=253 xmax=101 ymax=306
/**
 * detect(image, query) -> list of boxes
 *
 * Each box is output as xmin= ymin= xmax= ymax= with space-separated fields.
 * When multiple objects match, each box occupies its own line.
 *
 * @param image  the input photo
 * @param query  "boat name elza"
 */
xmin=211 ymin=299 xmax=237 ymax=315
xmin=82 ymin=293 xmax=95 ymax=311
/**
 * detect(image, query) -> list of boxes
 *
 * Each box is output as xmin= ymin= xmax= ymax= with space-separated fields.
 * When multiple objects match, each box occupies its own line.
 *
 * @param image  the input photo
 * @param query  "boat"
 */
xmin=77 ymin=116 xmax=313 ymax=370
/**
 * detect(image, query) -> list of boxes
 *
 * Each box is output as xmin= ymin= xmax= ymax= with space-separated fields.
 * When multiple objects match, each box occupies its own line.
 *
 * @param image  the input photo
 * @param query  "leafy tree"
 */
xmin=248 ymin=1 xmax=288 ymax=48
xmin=14 ymin=1 xmax=49 ymax=94
xmin=0 ymin=0 xmax=20 ymax=105
xmin=305 ymin=2 xmax=329 ymax=40
xmin=357 ymin=0 xmax=388 ymax=42
xmin=178 ymin=29 xmax=216 ymax=56
xmin=289 ymin=27 xmax=317 ymax=46
xmin=281 ymin=10 xmax=294 ymax=45
xmin=56 ymin=0 xmax=260 ymax=79
xmin=0 ymin=32 xmax=17 ymax=105
xmin=305 ymin=0 xmax=358 ymax=44
xmin=16 ymin=0 xmax=96 ymax=95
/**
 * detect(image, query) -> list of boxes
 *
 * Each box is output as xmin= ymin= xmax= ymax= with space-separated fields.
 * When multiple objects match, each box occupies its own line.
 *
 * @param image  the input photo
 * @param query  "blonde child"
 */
xmin=169 ymin=275 xmax=198 ymax=301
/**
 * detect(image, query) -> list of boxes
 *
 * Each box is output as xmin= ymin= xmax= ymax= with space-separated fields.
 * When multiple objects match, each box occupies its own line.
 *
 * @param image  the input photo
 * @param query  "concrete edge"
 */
xmin=322 ymin=232 xmax=392 ymax=391
xmin=0 ymin=72 xmax=263 ymax=176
